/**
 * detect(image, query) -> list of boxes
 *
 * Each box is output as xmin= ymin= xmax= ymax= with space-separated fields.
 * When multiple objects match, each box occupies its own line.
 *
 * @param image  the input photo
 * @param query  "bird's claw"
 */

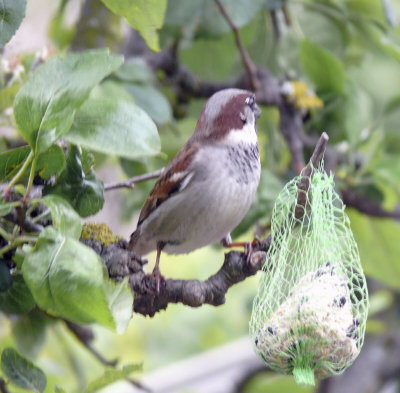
xmin=151 ymin=269 xmax=164 ymax=295
xmin=244 ymin=242 xmax=253 ymax=263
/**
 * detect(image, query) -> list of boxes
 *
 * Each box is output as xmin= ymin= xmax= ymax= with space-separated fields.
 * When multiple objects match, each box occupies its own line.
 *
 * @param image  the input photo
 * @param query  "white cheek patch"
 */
xmin=222 ymin=122 xmax=258 ymax=146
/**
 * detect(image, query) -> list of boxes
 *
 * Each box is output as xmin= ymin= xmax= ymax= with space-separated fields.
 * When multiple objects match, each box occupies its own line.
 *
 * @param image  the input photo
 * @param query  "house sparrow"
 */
xmin=129 ymin=88 xmax=261 ymax=292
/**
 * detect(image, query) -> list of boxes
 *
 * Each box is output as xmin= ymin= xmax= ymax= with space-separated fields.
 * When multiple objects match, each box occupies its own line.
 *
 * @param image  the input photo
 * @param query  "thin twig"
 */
xmin=65 ymin=321 xmax=118 ymax=367
xmin=126 ymin=378 xmax=152 ymax=393
xmin=305 ymin=131 xmax=329 ymax=173
xmin=270 ymin=10 xmax=281 ymax=41
xmin=295 ymin=132 xmax=329 ymax=218
xmin=104 ymin=168 xmax=164 ymax=191
xmin=214 ymin=0 xmax=259 ymax=92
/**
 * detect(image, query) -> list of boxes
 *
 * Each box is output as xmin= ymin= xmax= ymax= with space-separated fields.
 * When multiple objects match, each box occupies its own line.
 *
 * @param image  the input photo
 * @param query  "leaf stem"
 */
xmin=31 ymin=209 xmax=50 ymax=223
xmin=0 ymin=236 xmax=37 ymax=257
xmin=0 ymin=225 xmax=12 ymax=242
xmin=23 ymin=152 xmax=38 ymax=203
xmin=3 ymin=151 xmax=34 ymax=200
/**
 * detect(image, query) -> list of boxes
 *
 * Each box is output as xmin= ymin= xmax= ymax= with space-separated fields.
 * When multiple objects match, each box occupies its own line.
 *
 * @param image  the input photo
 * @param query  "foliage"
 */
xmin=0 ymin=0 xmax=27 ymax=47
xmin=1 ymin=347 xmax=47 ymax=393
xmin=100 ymin=0 xmax=167 ymax=52
xmin=0 ymin=0 xmax=400 ymax=392
xmin=0 ymin=31 xmax=158 ymax=391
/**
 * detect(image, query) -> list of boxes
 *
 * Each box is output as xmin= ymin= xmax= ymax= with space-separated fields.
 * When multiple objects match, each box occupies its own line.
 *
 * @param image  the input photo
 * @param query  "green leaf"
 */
xmin=22 ymin=228 xmax=133 ymax=330
xmin=164 ymin=0 xmax=265 ymax=39
xmin=298 ymin=40 xmax=346 ymax=93
xmin=0 ymin=272 xmax=35 ymax=314
xmin=54 ymin=386 xmax=68 ymax=393
xmin=180 ymin=33 xmax=239 ymax=82
xmin=48 ymin=10 xmax=76 ymax=50
xmin=0 ymin=83 xmax=20 ymax=111
xmin=42 ymin=195 xmax=82 ymax=239
xmin=346 ymin=0 xmax=386 ymax=25
xmin=0 ymin=145 xmax=30 ymax=182
xmin=22 ymin=228 xmax=109 ymax=324
xmin=65 ymin=96 xmax=161 ymax=159
xmin=1 ymin=347 xmax=47 ymax=393
xmin=368 ymin=289 xmax=394 ymax=316
xmin=0 ymin=145 xmax=65 ymax=183
xmin=84 ymin=363 xmax=142 ymax=393
xmin=124 ymin=83 xmax=172 ymax=125
xmin=344 ymin=82 xmax=373 ymax=146
xmin=36 ymin=145 xmax=66 ymax=180
xmin=348 ymin=209 xmax=400 ymax=290
xmin=103 ymin=278 xmax=133 ymax=334
xmin=101 ymin=0 xmax=167 ymax=51
xmin=0 ymin=0 xmax=27 ymax=47
xmin=44 ymin=146 xmax=104 ymax=217
xmin=112 ymin=58 xmax=154 ymax=84
xmin=13 ymin=49 xmax=123 ymax=154
xmin=12 ymin=310 xmax=48 ymax=360
xmin=384 ymin=94 xmax=400 ymax=116
xmin=371 ymin=154 xmax=400 ymax=196
xmin=90 ymin=80 xmax=134 ymax=103
xmin=0 ymin=200 xmax=13 ymax=217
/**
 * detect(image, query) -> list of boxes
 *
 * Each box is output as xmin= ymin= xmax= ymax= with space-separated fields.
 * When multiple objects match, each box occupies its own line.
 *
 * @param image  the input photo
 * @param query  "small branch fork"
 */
xmin=85 ymin=133 xmax=329 ymax=317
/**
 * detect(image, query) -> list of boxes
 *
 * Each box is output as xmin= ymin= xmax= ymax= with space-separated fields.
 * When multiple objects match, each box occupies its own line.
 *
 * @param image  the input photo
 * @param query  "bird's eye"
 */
xmin=245 ymin=96 xmax=255 ymax=107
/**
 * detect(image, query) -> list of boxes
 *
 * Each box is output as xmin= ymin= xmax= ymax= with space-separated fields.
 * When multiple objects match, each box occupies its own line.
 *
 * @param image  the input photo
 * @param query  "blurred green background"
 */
xmin=1 ymin=0 xmax=400 ymax=392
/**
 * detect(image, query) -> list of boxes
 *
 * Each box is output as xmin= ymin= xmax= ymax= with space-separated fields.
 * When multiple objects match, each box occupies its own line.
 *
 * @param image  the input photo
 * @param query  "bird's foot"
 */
xmin=151 ymin=265 xmax=164 ymax=294
xmin=222 ymin=237 xmax=260 ymax=263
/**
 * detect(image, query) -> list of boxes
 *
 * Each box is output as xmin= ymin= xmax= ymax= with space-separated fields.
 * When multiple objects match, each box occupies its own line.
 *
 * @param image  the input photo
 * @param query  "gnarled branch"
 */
xmin=82 ymin=133 xmax=329 ymax=317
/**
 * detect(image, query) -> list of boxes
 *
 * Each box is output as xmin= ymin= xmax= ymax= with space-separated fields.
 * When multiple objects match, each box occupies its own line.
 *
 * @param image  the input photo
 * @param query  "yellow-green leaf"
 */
xmin=101 ymin=0 xmax=167 ymax=51
xmin=348 ymin=209 xmax=400 ymax=290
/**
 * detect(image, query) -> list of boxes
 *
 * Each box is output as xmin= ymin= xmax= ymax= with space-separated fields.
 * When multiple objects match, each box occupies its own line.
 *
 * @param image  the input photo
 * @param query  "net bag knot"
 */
xmin=249 ymin=165 xmax=369 ymax=385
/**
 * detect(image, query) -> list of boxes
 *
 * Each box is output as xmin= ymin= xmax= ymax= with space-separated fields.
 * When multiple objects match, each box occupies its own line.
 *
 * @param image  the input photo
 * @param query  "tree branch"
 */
xmin=277 ymin=100 xmax=306 ymax=174
xmin=104 ymin=168 xmax=164 ymax=191
xmin=214 ymin=0 xmax=259 ymax=92
xmin=82 ymin=133 xmax=329 ymax=317
xmin=342 ymin=188 xmax=400 ymax=220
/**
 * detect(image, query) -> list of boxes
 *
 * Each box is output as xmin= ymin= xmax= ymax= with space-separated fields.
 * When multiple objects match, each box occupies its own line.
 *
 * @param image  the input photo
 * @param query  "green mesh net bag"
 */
xmin=249 ymin=165 xmax=369 ymax=386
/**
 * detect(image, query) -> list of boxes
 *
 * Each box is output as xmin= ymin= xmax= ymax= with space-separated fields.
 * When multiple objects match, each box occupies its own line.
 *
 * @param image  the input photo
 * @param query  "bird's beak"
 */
xmin=253 ymin=103 xmax=261 ymax=118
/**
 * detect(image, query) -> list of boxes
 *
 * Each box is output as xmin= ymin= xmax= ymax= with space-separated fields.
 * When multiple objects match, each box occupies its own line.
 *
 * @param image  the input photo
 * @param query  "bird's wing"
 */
xmin=137 ymin=142 xmax=199 ymax=227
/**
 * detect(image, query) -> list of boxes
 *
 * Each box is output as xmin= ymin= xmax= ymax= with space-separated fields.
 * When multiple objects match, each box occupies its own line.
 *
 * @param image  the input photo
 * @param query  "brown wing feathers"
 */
xmin=136 ymin=142 xmax=199 ymax=227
